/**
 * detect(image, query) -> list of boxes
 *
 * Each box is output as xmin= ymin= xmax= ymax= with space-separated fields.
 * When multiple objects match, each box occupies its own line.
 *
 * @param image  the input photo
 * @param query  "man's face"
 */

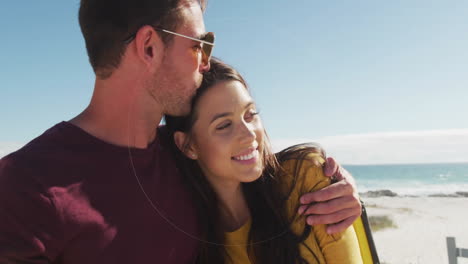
xmin=155 ymin=1 xmax=210 ymax=116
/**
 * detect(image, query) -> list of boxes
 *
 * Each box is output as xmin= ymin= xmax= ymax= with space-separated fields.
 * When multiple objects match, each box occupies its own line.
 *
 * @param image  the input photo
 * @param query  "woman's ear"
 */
xmin=174 ymin=131 xmax=198 ymax=160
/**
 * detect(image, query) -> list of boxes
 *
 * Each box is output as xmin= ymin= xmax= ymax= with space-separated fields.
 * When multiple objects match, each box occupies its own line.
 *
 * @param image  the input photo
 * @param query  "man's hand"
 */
xmin=298 ymin=157 xmax=361 ymax=234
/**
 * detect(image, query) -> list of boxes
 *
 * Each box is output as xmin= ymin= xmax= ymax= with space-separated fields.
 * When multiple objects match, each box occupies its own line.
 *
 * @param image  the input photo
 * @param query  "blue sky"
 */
xmin=1 ymin=1 xmax=467 ymax=163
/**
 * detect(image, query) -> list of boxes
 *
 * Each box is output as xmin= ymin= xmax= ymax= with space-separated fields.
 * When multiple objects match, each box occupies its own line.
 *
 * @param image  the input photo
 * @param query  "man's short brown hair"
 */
xmin=79 ymin=0 xmax=206 ymax=79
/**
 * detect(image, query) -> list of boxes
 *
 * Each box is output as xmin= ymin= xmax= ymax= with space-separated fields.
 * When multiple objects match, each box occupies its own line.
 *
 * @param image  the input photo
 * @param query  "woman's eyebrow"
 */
xmin=210 ymin=112 xmax=231 ymax=124
xmin=209 ymin=101 xmax=255 ymax=124
xmin=244 ymin=101 xmax=254 ymax=109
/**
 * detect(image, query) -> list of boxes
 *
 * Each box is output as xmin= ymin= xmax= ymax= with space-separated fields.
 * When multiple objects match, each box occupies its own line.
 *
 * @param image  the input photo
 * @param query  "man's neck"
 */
xmin=70 ymin=78 xmax=163 ymax=149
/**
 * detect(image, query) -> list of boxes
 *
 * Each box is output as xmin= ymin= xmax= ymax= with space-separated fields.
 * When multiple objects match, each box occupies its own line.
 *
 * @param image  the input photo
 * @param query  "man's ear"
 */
xmin=134 ymin=25 xmax=164 ymax=69
xmin=174 ymin=131 xmax=198 ymax=160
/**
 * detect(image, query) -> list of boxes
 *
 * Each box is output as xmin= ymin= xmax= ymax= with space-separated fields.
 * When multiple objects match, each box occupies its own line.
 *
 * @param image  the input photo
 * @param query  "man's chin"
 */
xmin=165 ymin=105 xmax=191 ymax=117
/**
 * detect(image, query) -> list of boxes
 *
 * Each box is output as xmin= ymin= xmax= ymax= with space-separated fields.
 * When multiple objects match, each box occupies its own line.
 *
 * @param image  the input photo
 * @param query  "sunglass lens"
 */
xmin=202 ymin=32 xmax=215 ymax=63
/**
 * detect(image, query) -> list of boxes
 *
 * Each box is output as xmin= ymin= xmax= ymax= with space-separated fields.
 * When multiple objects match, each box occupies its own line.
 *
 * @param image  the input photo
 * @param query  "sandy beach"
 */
xmin=363 ymin=196 xmax=468 ymax=264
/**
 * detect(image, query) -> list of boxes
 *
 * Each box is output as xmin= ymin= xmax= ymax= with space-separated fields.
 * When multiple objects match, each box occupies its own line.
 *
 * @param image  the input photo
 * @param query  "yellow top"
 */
xmin=224 ymin=153 xmax=363 ymax=264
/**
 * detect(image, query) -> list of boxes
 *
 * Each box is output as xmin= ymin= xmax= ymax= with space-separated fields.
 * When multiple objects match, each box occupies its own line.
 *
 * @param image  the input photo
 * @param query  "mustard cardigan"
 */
xmin=223 ymin=153 xmax=363 ymax=264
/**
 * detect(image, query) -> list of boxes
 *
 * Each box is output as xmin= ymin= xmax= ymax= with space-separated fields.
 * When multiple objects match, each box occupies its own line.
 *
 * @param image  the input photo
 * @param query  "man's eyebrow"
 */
xmin=196 ymin=32 xmax=210 ymax=41
xmin=209 ymin=101 xmax=255 ymax=124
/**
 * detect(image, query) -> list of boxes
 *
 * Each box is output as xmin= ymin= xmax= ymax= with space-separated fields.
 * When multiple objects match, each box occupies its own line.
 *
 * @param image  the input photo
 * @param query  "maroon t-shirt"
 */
xmin=0 ymin=122 xmax=200 ymax=263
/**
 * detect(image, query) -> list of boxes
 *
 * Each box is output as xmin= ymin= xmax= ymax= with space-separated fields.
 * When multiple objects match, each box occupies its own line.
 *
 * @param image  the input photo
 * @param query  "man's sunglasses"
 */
xmin=124 ymin=27 xmax=215 ymax=65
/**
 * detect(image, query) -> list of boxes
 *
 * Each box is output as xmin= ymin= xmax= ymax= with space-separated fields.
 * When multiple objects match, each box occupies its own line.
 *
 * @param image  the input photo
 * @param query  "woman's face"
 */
xmin=187 ymin=80 xmax=265 ymax=187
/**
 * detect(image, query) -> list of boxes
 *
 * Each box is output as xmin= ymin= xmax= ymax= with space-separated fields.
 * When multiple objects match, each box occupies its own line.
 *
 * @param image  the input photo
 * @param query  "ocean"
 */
xmin=343 ymin=163 xmax=468 ymax=196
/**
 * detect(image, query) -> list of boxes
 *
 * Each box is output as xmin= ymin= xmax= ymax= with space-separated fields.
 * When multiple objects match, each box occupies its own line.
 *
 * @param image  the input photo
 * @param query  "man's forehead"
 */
xmin=177 ymin=0 xmax=204 ymax=13
xmin=176 ymin=2 xmax=206 ymax=36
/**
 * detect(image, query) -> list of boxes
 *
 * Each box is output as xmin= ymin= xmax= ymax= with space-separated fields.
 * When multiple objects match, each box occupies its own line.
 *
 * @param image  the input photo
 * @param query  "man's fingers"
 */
xmin=324 ymin=157 xmax=354 ymax=184
xmin=299 ymin=156 xmax=362 ymax=233
xmin=326 ymin=216 xmax=359 ymax=234
xmin=340 ymin=166 xmax=357 ymax=186
xmin=299 ymin=196 xmax=357 ymax=216
xmin=305 ymin=207 xmax=358 ymax=226
xmin=300 ymin=179 xmax=353 ymax=204
xmin=324 ymin=157 xmax=338 ymax=177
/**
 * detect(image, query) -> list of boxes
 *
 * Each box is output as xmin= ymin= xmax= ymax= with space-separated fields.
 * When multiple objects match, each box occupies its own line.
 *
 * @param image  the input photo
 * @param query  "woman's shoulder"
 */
xmin=276 ymin=143 xmax=330 ymax=194
xmin=277 ymin=142 xmax=326 ymax=165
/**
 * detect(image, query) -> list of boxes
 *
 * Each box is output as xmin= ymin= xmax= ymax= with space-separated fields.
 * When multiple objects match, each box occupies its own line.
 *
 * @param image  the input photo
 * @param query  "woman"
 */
xmin=165 ymin=58 xmax=362 ymax=263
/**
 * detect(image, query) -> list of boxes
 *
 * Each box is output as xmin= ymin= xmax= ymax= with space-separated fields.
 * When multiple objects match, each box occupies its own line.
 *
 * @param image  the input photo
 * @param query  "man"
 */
xmin=0 ymin=0 xmax=361 ymax=263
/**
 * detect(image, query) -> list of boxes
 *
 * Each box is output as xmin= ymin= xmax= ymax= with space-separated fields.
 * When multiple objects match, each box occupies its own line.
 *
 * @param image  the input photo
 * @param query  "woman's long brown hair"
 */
xmin=165 ymin=57 xmax=325 ymax=263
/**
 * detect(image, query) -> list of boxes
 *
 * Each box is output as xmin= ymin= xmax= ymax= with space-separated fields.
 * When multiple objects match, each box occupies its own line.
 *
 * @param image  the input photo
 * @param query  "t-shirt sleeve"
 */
xmin=280 ymin=153 xmax=363 ymax=264
xmin=0 ymin=157 xmax=63 ymax=263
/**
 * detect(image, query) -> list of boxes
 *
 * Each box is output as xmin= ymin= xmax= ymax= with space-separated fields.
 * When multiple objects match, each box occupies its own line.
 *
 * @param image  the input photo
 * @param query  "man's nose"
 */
xmin=199 ymin=59 xmax=210 ymax=73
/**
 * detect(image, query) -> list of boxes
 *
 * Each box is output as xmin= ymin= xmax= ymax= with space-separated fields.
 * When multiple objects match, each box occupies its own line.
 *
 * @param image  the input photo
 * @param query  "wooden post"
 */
xmin=447 ymin=237 xmax=458 ymax=264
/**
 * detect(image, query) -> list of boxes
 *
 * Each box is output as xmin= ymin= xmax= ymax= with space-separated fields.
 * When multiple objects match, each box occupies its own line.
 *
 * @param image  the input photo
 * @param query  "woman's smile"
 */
xmin=231 ymin=147 xmax=260 ymax=165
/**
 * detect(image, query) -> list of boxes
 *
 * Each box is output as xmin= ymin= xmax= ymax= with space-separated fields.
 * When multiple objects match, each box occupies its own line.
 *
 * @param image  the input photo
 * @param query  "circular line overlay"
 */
xmin=126 ymin=109 xmax=294 ymax=246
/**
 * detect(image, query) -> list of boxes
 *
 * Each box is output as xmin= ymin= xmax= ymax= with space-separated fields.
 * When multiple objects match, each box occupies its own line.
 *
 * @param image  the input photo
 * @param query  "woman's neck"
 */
xmin=210 ymin=181 xmax=251 ymax=232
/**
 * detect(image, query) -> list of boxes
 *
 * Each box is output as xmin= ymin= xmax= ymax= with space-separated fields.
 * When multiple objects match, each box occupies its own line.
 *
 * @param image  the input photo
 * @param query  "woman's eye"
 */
xmin=216 ymin=122 xmax=231 ymax=130
xmin=245 ymin=110 xmax=259 ymax=122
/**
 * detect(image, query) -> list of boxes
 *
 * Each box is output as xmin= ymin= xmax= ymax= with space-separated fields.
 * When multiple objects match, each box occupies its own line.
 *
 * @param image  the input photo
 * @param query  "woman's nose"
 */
xmin=238 ymin=123 xmax=256 ymax=144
